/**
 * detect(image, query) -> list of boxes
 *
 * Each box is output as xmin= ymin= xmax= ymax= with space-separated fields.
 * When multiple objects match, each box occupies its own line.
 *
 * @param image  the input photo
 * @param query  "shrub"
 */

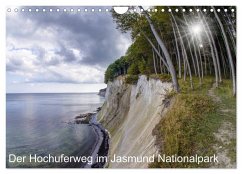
xmin=125 ymin=75 xmax=139 ymax=85
xmin=149 ymin=74 xmax=172 ymax=82
xmin=149 ymin=94 xmax=217 ymax=168
xmin=127 ymin=63 xmax=140 ymax=75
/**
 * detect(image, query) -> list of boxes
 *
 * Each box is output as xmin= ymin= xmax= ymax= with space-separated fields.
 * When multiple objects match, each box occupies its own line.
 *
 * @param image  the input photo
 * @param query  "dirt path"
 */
xmin=208 ymin=83 xmax=236 ymax=168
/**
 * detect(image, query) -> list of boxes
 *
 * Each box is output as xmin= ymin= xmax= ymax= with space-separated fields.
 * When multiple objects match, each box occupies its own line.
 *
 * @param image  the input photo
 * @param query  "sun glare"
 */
xmin=190 ymin=24 xmax=202 ymax=35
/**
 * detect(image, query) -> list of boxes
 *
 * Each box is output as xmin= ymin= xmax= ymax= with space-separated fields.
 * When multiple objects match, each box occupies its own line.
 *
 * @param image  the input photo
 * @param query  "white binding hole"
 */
xmin=113 ymin=7 xmax=128 ymax=14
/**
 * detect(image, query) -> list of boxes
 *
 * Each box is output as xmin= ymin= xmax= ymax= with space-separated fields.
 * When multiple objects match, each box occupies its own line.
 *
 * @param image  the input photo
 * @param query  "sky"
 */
xmin=6 ymin=6 xmax=131 ymax=93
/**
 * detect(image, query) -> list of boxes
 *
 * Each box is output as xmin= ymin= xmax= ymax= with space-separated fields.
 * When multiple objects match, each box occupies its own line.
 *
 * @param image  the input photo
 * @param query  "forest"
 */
xmin=105 ymin=6 xmax=236 ymax=95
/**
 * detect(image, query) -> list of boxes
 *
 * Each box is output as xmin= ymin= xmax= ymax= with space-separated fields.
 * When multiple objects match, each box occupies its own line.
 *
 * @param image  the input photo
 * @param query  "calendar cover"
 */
xmin=6 ymin=6 xmax=236 ymax=168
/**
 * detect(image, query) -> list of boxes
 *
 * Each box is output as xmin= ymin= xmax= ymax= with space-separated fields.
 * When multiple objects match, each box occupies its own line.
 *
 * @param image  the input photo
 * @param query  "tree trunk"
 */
xmin=140 ymin=6 xmax=179 ymax=92
xmin=191 ymin=36 xmax=202 ymax=85
xmin=183 ymin=14 xmax=198 ymax=77
xmin=171 ymin=12 xmax=193 ymax=89
xmin=199 ymin=13 xmax=219 ymax=87
xmin=152 ymin=48 xmax=158 ymax=74
xmin=141 ymin=32 xmax=169 ymax=70
xmin=171 ymin=19 xmax=181 ymax=78
xmin=205 ymin=19 xmax=222 ymax=82
xmin=213 ymin=7 xmax=236 ymax=95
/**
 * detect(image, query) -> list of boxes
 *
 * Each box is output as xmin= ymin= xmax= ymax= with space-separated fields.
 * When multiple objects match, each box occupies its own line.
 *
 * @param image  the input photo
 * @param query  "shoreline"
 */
xmin=75 ymin=111 xmax=109 ymax=168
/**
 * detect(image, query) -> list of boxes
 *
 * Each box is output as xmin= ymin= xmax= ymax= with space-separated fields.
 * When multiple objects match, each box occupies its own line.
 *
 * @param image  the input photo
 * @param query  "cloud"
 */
xmin=6 ymin=6 xmax=131 ymax=84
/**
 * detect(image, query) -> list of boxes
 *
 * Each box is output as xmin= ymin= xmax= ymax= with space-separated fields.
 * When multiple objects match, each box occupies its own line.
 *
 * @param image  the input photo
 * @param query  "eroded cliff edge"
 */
xmin=97 ymin=75 xmax=173 ymax=168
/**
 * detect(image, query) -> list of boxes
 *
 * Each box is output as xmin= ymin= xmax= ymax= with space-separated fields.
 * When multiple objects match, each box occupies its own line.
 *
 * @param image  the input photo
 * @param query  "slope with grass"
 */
xmin=98 ymin=74 xmax=236 ymax=168
xmin=149 ymin=77 xmax=236 ymax=168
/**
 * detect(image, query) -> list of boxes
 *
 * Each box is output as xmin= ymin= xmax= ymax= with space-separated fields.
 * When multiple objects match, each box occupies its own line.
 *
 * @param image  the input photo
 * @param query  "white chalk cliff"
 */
xmin=98 ymin=75 xmax=173 ymax=168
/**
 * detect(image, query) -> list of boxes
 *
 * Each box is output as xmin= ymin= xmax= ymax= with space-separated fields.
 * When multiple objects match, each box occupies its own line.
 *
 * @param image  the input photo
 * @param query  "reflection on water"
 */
xmin=6 ymin=93 xmax=105 ymax=168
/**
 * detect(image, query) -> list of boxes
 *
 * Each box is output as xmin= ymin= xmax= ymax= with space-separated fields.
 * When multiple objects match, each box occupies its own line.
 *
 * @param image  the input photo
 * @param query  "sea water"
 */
xmin=6 ymin=93 xmax=104 ymax=168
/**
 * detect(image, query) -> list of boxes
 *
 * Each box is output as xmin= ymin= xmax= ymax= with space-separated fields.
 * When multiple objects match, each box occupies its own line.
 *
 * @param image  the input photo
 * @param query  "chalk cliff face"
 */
xmin=98 ymin=75 xmax=173 ymax=168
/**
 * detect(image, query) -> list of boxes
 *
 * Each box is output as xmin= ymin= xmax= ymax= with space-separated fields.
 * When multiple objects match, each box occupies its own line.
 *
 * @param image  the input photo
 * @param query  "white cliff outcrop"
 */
xmin=98 ymin=75 xmax=173 ymax=168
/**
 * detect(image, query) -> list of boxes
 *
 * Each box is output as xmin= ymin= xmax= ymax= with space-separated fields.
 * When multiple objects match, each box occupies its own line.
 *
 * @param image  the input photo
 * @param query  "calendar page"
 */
xmin=6 ymin=6 xmax=236 ymax=169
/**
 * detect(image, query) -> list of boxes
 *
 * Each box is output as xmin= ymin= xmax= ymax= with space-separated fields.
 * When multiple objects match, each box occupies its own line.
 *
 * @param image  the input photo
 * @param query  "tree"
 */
xmin=213 ymin=7 xmax=236 ymax=95
xmin=139 ymin=6 xmax=179 ymax=92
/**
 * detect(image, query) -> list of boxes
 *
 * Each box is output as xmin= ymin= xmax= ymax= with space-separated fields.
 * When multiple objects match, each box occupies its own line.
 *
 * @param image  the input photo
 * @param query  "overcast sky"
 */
xmin=6 ymin=6 xmax=131 ymax=93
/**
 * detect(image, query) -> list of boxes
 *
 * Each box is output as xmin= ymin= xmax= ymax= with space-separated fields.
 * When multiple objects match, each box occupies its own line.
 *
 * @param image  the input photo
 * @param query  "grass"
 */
xmin=149 ymin=76 xmax=236 ymax=168
xmin=125 ymin=73 xmax=172 ymax=85
xmin=125 ymin=75 xmax=139 ymax=85
xmin=214 ymin=80 xmax=236 ymax=124
xmin=214 ymin=80 xmax=236 ymax=164
xmin=148 ymin=74 xmax=172 ymax=82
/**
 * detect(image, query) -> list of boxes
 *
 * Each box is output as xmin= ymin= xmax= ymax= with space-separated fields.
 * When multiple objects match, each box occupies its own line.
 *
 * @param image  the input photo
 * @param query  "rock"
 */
xmin=97 ymin=75 xmax=173 ymax=168
xmin=74 ymin=112 xmax=95 ymax=124
xmin=98 ymin=88 xmax=106 ymax=97
xmin=75 ymin=113 xmax=95 ymax=119
xmin=75 ymin=119 xmax=89 ymax=124
xmin=96 ymin=107 xmax=102 ymax=112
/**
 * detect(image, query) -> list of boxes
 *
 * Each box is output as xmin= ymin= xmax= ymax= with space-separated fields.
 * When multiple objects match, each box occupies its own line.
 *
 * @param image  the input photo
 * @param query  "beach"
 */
xmin=75 ymin=112 xmax=110 ymax=168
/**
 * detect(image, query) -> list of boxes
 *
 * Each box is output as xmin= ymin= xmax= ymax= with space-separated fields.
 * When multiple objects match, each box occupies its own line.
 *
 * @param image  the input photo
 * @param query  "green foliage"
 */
xmin=106 ymin=6 xmax=175 ymax=83
xmin=127 ymin=63 xmax=139 ymax=75
xmin=165 ymin=90 xmax=176 ymax=100
xmin=138 ymin=58 xmax=149 ymax=74
xmin=107 ymin=6 xmax=236 ymax=168
xmin=125 ymin=75 xmax=139 ymax=85
xmin=149 ymin=74 xmax=172 ymax=82
xmin=178 ymin=76 xmax=214 ymax=94
xmin=214 ymin=79 xmax=236 ymax=163
xmin=104 ymin=56 xmax=128 ymax=83
xmin=104 ymin=64 xmax=115 ymax=83
xmin=107 ymin=6 xmax=235 ymax=95
xmin=111 ymin=8 xmax=140 ymax=35
xmin=149 ymin=77 xmax=236 ymax=168
xmin=150 ymin=93 xmax=217 ymax=168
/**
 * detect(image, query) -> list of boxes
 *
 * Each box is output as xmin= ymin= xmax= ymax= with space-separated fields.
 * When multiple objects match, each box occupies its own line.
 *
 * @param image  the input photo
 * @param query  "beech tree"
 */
xmin=106 ymin=6 xmax=236 ymax=95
